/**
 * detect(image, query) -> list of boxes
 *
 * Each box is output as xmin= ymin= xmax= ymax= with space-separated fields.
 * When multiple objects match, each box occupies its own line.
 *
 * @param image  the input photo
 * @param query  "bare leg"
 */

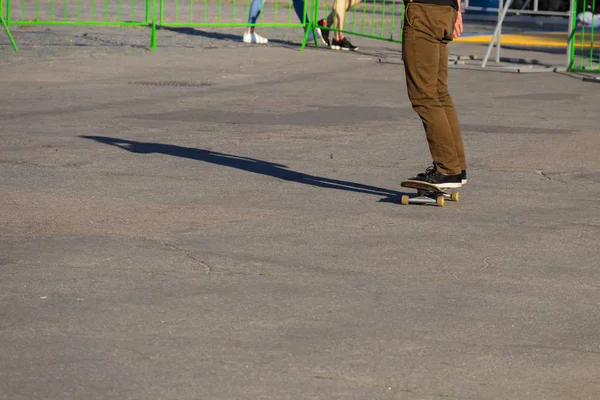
xmin=326 ymin=0 xmax=362 ymax=40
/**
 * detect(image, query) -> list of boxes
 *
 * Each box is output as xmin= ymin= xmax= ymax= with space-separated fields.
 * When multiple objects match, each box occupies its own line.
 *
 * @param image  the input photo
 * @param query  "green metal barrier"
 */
xmin=1 ymin=0 xmax=403 ymax=51
xmin=5 ymin=0 xmax=151 ymax=25
xmin=569 ymin=0 xmax=600 ymax=71
xmin=310 ymin=0 xmax=404 ymax=47
xmin=158 ymin=0 xmax=313 ymax=49
xmin=159 ymin=0 xmax=307 ymax=26
xmin=2 ymin=0 xmax=157 ymax=50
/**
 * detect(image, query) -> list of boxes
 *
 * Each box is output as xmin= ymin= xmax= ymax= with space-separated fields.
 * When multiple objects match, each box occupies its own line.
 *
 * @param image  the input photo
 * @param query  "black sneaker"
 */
xmin=417 ymin=165 xmax=467 ymax=185
xmin=317 ymin=19 xmax=330 ymax=47
xmin=331 ymin=37 xmax=358 ymax=51
xmin=411 ymin=165 xmax=462 ymax=188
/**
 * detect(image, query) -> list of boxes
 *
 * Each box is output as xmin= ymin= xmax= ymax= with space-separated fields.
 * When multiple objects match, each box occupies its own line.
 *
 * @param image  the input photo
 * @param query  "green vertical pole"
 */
xmin=569 ymin=0 xmax=577 ymax=69
xmin=579 ymin=0 xmax=585 ymax=69
xmin=590 ymin=0 xmax=596 ymax=70
xmin=371 ymin=0 xmax=375 ymax=36
xmin=150 ymin=0 xmax=157 ymax=49
xmin=569 ymin=21 xmax=576 ymax=69
xmin=300 ymin=0 xmax=313 ymax=51
xmin=310 ymin=0 xmax=319 ymax=48
xmin=1 ymin=17 xmax=18 ymax=51
xmin=360 ymin=0 xmax=367 ymax=34
xmin=380 ymin=0 xmax=386 ymax=37
xmin=145 ymin=0 xmax=150 ymax=24
xmin=399 ymin=1 xmax=404 ymax=41
xmin=159 ymin=0 xmax=164 ymax=25
xmin=352 ymin=0 xmax=357 ymax=31
xmin=389 ymin=0 xmax=395 ymax=40
xmin=1 ymin=0 xmax=18 ymax=51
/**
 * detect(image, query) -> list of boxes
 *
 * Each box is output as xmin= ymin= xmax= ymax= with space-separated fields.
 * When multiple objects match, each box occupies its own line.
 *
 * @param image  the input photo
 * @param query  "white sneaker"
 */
xmin=305 ymin=28 xmax=324 ymax=44
xmin=243 ymin=32 xmax=268 ymax=44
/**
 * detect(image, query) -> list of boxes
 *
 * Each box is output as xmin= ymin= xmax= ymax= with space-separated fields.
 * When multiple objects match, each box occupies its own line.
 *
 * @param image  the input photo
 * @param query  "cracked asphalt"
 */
xmin=1 ymin=22 xmax=600 ymax=400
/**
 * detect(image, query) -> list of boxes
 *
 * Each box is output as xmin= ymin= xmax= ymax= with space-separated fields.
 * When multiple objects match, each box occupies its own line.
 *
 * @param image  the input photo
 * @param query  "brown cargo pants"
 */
xmin=402 ymin=2 xmax=466 ymax=175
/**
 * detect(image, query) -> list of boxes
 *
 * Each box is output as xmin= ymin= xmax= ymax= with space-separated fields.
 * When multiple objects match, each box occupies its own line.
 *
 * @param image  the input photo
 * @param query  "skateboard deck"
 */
xmin=400 ymin=180 xmax=459 ymax=207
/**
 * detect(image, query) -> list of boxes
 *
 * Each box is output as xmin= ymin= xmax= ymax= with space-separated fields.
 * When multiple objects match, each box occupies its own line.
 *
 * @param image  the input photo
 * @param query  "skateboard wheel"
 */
xmin=451 ymin=191 xmax=459 ymax=202
xmin=436 ymin=196 xmax=445 ymax=207
xmin=401 ymin=195 xmax=409 ymax=205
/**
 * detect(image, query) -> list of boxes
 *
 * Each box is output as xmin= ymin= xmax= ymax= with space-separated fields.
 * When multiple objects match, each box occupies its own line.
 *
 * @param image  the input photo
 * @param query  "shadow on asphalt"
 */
xmin=159 ymin=26 xmax=302 ymax=48
xmin=81 ymin=135 xmax=406 ymax=203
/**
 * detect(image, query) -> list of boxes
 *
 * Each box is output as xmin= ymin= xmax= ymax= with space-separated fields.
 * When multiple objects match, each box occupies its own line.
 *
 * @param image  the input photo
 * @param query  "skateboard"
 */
xmin=400 ymin=180 xmax=459 ymax=207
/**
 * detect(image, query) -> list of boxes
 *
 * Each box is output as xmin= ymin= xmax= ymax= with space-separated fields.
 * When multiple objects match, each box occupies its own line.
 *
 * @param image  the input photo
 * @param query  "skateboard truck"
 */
xmin=400 ymin=180 xmax=460 ymax=207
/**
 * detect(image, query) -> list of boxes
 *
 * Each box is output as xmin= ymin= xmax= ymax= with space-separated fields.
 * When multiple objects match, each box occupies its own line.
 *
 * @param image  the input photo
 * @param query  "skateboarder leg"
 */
xmin=402 ymin=0 xmax=467 ymax=188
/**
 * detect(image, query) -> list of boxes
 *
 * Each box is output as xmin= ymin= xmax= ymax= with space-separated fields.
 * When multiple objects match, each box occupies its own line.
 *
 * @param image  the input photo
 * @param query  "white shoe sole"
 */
xmin=330 ymin=45 xmax=358 ymax=51
xmin=433 ymin=182 xmax=463 ymax=189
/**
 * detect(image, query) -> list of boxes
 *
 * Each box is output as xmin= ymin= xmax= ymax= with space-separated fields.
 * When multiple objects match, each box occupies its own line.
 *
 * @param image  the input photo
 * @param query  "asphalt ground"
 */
xmin=1 ymin=21 xmax=599 ymax=400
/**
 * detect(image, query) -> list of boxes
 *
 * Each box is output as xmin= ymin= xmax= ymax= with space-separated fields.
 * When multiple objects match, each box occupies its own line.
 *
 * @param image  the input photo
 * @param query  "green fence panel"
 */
xmin=311 ymin=0 xmax=404 ymax=46
xmin=569 ymin=0 xmax=600 ymax=72
xmin=2 ymin=0 xmax=405 ymax=51
xmin=157 ymin=0 xmax=313 ymax=49
xmin=3 ymin=0 xmax=155 ymax=51
xmin=5 ymin=0 xmax=150 ymax=25
xmin=159 ymin=0 xmax=309 ymax=27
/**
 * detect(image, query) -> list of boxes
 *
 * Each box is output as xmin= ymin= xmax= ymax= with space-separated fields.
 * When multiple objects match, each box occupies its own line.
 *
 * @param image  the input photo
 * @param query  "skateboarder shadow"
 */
xmin=81 ymin=136 xmax=404 ymax=202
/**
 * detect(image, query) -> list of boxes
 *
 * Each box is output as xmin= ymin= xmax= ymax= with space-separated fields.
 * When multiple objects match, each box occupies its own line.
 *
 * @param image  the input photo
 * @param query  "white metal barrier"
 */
xmin=462 ymin=0 xmax=574 ymax=68
xmin=463 ymin=0 xmax=571 ymax=16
